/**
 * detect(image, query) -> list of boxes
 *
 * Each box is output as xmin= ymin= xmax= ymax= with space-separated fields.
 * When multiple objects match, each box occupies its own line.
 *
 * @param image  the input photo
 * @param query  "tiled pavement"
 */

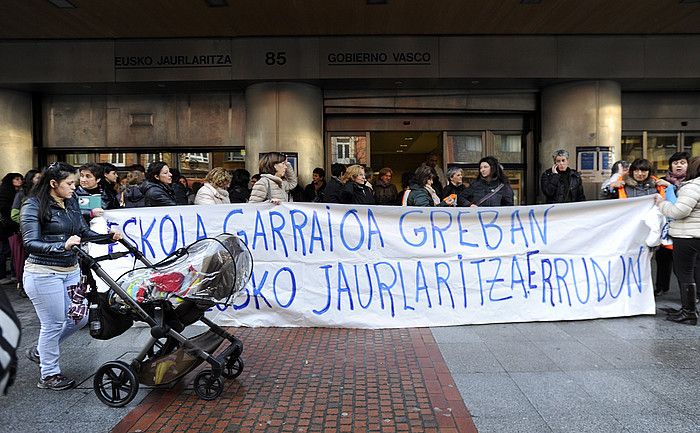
xmin=112 ymin=328 xmax=476 ymax=433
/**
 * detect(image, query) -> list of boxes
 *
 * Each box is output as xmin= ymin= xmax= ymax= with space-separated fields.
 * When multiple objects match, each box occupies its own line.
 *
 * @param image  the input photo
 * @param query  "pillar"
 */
xmin=0 ymin=89 xmax=33 ymax=175
xmin=541 ymin=81 xmax=621 ymax=198
xmin=245 ymin=83 xmax=323 ymax=187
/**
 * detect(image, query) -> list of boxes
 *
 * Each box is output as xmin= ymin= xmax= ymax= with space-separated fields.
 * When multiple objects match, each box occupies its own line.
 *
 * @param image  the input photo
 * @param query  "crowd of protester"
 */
xmin=1 ymin=148 xmax=699 ymax=394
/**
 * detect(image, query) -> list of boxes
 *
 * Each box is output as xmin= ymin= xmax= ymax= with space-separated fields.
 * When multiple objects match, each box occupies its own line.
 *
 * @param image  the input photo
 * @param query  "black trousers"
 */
xmin=671 ymin=237 xmax=700 ymax=286
xmin=655 ymin=247 xmax=674 ymax=292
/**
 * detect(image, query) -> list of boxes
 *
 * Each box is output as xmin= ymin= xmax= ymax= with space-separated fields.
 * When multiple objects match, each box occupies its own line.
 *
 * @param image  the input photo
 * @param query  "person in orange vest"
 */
xmin=605 ymin=158 xmax=670 ymax=199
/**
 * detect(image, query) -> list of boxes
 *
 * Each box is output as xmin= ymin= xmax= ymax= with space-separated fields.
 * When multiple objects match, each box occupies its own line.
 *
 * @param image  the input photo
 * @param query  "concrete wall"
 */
xmin=0 ymin=89 xmax=33 ymax=174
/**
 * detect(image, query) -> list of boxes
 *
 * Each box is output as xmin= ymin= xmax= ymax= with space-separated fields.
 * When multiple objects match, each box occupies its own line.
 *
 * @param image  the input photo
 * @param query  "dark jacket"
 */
xmin=606 ymin=176 xmax=663 ymax=199
xmin=321 ymin=177 xmax=344 ymax=203
xmin=122 ymin=184 xmax=146 ymax=208
xmin=540 ymin=168 xmax=585 ymax=204
xmin=21 ymin=196 xmax=109 ymax=267
xmin=373 ymin=180 xmax=398 ymax=206
xmin=0 ymin=184 xmax=19 ymax=235
xmin=406 ymin=183 xmax=435 ymax=207
xmin=100 ymin=180 xmax=120 ymax=210
xmin=442 ymin=183 xmax=466 ymax=200
xmin=142 ymin=180 xmax=177 ymax=207
xmin=228 ymin=185 xmax=250 ymax=204
xmin=340 ymin=181 xmax=375 ymax=205
xmin=171 ymin=183 xmax=191 ymax=205
xmin=457 ymin=177 xmax=514 ymax=207
xmin=302 ymin=181 xmax=326 ymax=202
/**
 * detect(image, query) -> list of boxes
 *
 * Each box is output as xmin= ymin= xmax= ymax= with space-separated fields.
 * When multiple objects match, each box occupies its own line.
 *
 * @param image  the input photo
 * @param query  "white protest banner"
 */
xmin=100 ymin=197 xmax=656 ymax=329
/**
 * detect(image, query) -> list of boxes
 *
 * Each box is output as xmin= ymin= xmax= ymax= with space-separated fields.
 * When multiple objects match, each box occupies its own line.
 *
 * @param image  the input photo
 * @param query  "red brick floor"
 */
xmin=112 ymin=327 xmax=477 ymax=433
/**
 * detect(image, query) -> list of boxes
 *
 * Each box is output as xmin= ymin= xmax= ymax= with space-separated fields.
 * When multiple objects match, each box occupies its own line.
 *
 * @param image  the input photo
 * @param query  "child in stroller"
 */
xmin=74 ymin=233 xmax=252 ymax=407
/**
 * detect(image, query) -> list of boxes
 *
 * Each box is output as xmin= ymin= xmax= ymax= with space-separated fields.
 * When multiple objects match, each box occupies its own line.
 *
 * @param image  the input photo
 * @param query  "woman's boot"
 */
xmin=660 ymin=284 xmax=685 ymax=315
xmin=667 ymin=283 xmax=698 ymax=325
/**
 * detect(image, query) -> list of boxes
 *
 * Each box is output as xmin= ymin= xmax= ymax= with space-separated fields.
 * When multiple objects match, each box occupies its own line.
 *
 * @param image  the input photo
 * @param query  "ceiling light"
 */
xmin=206 ymin=0 xmax=229 ymax=7
xmin=403 ymin=137 xmax=414 ymax=141
xmin=396 ymin=150 xmax=404 ymax=153
xmin=399 ymin=144 xmax=409 ymax=148
xmin=48 ymin=0 xmax=76 ymax=8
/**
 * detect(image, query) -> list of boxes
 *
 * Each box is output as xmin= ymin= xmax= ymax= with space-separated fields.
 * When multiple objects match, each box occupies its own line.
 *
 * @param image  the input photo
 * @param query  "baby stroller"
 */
xmin=74 ymin=233 xmax=253 ymax=407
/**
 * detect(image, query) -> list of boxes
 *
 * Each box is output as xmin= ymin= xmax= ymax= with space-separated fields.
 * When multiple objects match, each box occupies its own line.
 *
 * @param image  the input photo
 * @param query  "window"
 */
xmin=108 ymin=153 xmax=126 ymax=166
xmin=683 ymin=132 xmax=700 ymax=156
xmin=330 ymin=135 xmax=367 ymax=165
xmin=621 ymin=134 xmax=642 ymax=164
xmin=65 ymin=153 xmax=90 ymax=165
xmin=446 ymin=134 xmax=482 ymax=163
xmin=493 ymin=133 xmax=523 ymax=163
xmin=647 ymin=133 xmax=678 ymax=172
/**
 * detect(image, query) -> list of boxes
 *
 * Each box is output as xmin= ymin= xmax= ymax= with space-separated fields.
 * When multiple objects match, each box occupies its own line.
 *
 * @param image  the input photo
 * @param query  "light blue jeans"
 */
xmin=24 ymin=268 xmax=87 ymax=378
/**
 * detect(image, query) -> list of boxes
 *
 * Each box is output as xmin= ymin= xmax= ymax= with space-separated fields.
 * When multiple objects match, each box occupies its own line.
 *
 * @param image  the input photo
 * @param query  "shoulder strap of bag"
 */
xmin=476 ymin=183 xmax=504 ymax=206
xmin=266 ymin=178 xmax=273 ymax=201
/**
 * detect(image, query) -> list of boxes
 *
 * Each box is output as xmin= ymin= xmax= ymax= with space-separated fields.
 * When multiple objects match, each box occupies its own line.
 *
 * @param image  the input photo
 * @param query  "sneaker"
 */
xmin=0 ymin=277 xmax=13 ymax=285
xmin=26 ymin=347 xmax=40 ymax=365
xmin=37 ymin=374 xmax=75 ymax=390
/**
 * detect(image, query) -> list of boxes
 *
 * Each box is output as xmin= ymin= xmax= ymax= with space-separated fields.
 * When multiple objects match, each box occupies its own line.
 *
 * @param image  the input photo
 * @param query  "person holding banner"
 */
xmin=194 ymin=167 xmax=232 ymax=205
xmin=655 ymin=152 xmax=691 ymax=296
xmin=405 ymin=165 xmax=441 ymax=206
xmin=143 ymin=161 xmax=177 ymax=207
xmin=541 ymin=149 xmax=586 ymax=204
xmin=21 ymin=162 xmax=122 ymax=390
xmin=656 ymin=156 xmax=700 ymax=325
xmin=340 ymin=165 xmax=376 ymax=205
xmin=441 ymin=166 xmax=465 ymax=206
xmin=457 ymin=156 xmax=513 ymax=207
xmin=249 ymin=152 xmax=298 ymax=204
xmin=606 ymin=158 xmax=669 ymax=199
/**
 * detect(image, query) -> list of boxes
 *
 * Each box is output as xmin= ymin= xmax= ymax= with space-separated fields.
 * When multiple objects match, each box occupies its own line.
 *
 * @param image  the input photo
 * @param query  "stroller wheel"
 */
xmin=222 ymin=357 xmax=244 ymax=379
xmin=93 ymin=361 xmax=139 ymax=407
xmin=193 ymin=370 xmax=224 ymax=401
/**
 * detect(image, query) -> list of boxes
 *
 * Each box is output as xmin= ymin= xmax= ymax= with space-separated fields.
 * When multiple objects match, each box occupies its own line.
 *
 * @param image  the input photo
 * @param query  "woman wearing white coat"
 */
xmin=248 ymin=152 xmax=298 ymax=204
xmin=194 ymin=167 xmax=232 ymax=205
xmin=655 ymin=156 xmax=700 ymax=325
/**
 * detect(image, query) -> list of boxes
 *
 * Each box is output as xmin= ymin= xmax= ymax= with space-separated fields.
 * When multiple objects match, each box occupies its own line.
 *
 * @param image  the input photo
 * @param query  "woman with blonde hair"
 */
xmin=248 ymin=152 xmax=298 ymax=204
xmin=194 ymin=167 xmax=232 ymax=205
xmin=340 ymin=164 xmax=375 ymax=205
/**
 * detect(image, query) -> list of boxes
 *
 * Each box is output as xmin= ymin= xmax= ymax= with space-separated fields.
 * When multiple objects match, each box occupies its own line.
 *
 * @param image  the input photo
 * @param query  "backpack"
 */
xmin=122 ymin=185 xmax=146 ymax=208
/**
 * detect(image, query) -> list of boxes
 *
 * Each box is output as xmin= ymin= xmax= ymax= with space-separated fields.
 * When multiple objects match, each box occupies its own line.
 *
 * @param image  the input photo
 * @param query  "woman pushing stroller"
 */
xmin=21 ymin=162 xmax=121 ymax=390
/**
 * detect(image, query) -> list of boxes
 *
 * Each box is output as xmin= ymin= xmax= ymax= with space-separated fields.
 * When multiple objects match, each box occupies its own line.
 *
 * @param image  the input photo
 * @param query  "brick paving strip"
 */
xmin=112 ymin=327 xmax=477 ymax=433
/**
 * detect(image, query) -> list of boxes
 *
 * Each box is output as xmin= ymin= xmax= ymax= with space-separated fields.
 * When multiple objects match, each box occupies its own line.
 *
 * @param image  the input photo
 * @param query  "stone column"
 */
xmin=245 ymin=83 xmax=323 ymax=187
xmin=0 ymin=89 xmax=33 ymax=175
xmin=541 ymin=81 xmax=621 ymax=198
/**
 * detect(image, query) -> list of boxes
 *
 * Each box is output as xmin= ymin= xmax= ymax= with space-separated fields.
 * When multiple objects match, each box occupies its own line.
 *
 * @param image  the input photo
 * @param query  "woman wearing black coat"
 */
xmin=340 ymin=164 xmax=375 ymax=205
xmin=228 ymin=169 xmax=251 ymax=204
xmin=457 ymin=156 xmax=513 ymax=207
xmin=540 ymin=149 xmax=586 ymax=204
xmin=142 ymin=161 xmax=177 ymax=207
xmin=0 ymin=172 xmax=23 ymax=285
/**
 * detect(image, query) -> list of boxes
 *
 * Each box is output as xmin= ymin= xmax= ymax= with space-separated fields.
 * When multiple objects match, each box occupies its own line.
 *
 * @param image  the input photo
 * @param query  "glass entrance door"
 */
xmin=444 ymin=131 xmax=528 ymax=204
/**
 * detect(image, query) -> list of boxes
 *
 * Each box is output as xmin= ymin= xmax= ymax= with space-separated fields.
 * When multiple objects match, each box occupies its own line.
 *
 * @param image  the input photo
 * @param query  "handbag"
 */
xmin=66 ymin=275 xmax=90 ymax=323
xmin=85 ymin=291 xmax=133 ymax=340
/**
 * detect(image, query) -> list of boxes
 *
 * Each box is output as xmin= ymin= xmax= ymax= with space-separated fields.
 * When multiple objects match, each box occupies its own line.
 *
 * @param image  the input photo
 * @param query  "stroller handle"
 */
xmin=72 ymin=235 xmax=153 ymax=267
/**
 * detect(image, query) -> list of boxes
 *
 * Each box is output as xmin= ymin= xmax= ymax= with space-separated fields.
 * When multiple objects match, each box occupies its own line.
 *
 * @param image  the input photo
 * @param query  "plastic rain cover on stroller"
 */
xmin=113 ymin=234 xmax=252 ymax=307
